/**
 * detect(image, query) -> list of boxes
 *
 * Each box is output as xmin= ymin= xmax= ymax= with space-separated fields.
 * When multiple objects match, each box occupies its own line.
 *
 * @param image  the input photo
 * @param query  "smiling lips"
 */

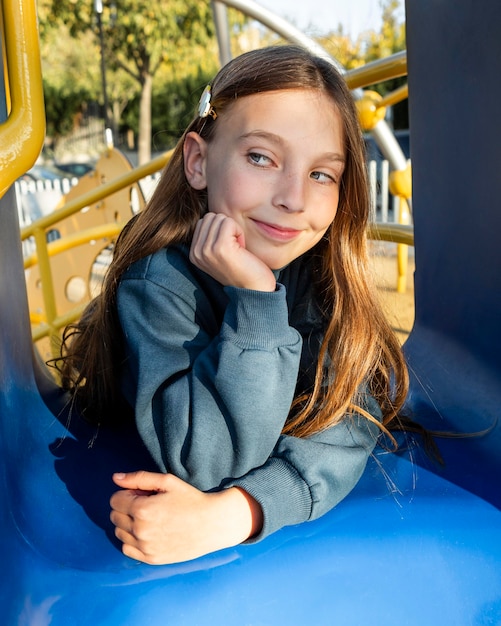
xmin=252 ymin=219 xmax=302 ymax=242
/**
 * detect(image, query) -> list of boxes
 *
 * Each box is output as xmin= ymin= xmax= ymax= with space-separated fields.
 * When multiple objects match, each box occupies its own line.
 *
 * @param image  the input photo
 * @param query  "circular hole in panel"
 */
xmin=46 ymin=229 xmax=61 ymax=243
xmin=130 ymin=187 xmax=140 ymax=214
xmin=65 ymin=276 xmax=87 ymax=303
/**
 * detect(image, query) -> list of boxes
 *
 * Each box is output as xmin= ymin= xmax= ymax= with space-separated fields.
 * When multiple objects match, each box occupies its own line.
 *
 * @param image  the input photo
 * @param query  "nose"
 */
xmin=272 ymin=171 xmax=306 ymax=213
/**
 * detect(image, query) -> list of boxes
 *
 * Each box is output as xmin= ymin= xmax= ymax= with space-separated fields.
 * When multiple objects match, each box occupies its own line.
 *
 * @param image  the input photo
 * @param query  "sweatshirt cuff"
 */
xmin=228 ymin=457 xmax=312 ymax=542
xmin=222 ymin=283 xmax=298 ymax=350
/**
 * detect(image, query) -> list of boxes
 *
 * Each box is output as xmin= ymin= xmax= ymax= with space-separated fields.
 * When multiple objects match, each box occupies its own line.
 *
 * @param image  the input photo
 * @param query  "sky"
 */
xmin=256 ymin=0 xmax=405 ymax=40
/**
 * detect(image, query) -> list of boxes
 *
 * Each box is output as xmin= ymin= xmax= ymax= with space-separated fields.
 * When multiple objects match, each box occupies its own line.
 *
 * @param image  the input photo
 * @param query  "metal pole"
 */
xmin=211 ymin=1 xmax=232 ymax=66
xmin=94 ymin=0 xmax=113 ymax=148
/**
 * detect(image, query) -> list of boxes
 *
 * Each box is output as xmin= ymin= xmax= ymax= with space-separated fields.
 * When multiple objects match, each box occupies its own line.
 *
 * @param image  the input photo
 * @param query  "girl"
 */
xmin=57 ymin=45 xmax=409 ymax=565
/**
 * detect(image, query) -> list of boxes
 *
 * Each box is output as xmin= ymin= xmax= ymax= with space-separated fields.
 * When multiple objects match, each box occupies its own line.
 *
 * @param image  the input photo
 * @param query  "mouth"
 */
xmin=251 ymin=219 xmax=302 ymax=242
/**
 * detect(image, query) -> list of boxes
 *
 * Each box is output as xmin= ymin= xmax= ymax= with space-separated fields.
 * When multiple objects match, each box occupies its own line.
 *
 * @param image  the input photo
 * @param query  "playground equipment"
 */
xmin=0 ymin=0 xmax=500 ymax=624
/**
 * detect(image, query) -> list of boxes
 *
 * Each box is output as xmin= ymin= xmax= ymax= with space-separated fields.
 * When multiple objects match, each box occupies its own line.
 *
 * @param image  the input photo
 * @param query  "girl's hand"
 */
xmin=190 ymin=212 xmax=276 ymax=292
xmin=110 ymin=471 xmax=263 ymax=565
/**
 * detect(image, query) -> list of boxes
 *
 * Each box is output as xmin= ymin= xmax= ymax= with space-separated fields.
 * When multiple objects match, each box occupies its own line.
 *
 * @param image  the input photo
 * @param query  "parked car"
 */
xmin=18 ymin=164 xmax=70 ymax=183
xmin=55 ymin=161 xmax=96 ymax=178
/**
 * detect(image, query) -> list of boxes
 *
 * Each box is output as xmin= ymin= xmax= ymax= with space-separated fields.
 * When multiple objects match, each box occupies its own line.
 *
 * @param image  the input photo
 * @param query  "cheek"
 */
xmin=313 ymin=203 xmax=338 ymax=233
xmin=207 ymin=186 xmax=241 ymax=217
xmin=207 ymin=170 xmax=258 ymax=215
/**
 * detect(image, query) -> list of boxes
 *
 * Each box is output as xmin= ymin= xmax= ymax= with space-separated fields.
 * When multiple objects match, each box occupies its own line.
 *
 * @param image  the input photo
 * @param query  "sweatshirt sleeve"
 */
xmin=229 ymin=394 xmax=382 ymax=541
xmin=116 ymin=256 xmax=302 ymax=491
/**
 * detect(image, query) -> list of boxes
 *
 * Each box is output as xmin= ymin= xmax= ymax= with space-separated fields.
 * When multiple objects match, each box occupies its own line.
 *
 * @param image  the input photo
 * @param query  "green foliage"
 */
xmin=153 ymin=73 xmax=215 ymax=148
xmin=43 ymin=81 xmax=94 ymax=138
xmin=38 ymin=0 xmax=215 ymax=82
xmin=317 ymin=28 xmax=365 ymax=72
xmin=363 ymin=0 xmax=407 ymax=127
xmin=38 ymin=0 xmax=408 ymax=153
xmin=319 ymin=0 xmax=407 ymax=128
xmin=38 ymin=0 xmax=217 ymax=161
xmin=319 ymin=0 xmax=405 ymax=74
xmin=39 ymin=23 xmax=101 ymax=144
xmin=364 ymin=0 xmax=406 ymax=63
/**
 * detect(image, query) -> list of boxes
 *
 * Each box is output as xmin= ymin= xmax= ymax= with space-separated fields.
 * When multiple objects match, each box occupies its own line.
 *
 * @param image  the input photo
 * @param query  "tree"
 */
xmin=317 ymin=25 xmax=366 ymax=72
xmin=318 ymin=0 xmax=405 ymax=72
xmin=38 ymin=24 xmax=100 ymax=154
xmin=39 ymin=0 xmax=216 ymax=164
xmin=318 ymin=0 xmax=407 ymax=128
xmin=361 ymin=0 xmax=407 ymax=128
xmin=363 ymin=0 xmax=406 ymax=64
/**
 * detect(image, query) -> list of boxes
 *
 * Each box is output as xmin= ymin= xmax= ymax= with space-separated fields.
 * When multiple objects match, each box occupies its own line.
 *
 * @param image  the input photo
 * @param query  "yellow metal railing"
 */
xmin=367 ymin=222 xmax=413 ymax=246
xmin=21 ymin=151 xmax=172 ymax=348
xmin=20 ymin=152 xmax=172 ymax=242
xmin=379 ymin=84 xmax=409 ymax=109
xmin=348 ymin=53 xmax=412 ymax=294
xmin=28 ymin=223 xmax=124 ymax=342
xmin=0 ymin=0 xmax=45 ymax=198
xmin=345 ymin=50 xmax=407 ymax=90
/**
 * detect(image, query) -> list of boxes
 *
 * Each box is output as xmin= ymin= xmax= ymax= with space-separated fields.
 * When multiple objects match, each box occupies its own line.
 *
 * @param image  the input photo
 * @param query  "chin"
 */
xmin=261 ymin=255 xmax=291 ymax=271
xmin=250 ymin=245 xmax=301 ymax=272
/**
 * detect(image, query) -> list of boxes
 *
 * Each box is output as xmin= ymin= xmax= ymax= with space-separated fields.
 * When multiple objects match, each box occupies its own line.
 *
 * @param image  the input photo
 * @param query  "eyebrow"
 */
xmin=240 ymin=130 xmax=346 ymax=164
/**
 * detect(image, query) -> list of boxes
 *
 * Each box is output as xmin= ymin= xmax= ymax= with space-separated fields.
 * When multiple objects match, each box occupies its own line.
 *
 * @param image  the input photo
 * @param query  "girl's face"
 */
xmin=185 ymin=88 xmax=345 ymax=270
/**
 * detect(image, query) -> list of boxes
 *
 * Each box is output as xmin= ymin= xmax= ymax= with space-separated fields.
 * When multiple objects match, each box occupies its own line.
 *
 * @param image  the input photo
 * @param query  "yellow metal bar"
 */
xmin=0 ymin=0 xmax=46 ymax=198
xmin=396 ymin=199 xmax=411 ymax=293
xmin=31 ymin=303 xmax=88 ymax=343
xmin=367 ymin=222 xmax=414 ymax=247
xmin=27 ymin=223 xmax=124 ymax=346
xmin=378 ymin=84 xmax=409 ymax=109
xmin=345 ymin=51 xmax=407 ymax=90
xmin=32 ymin=226 xmax=58 ymax=340
xmin=24 ymin=222 xmax=124 ymax=269
xmin=20 ymin=150 xmax=172 ymax=241
xmin=23 ymin=151 xmax=171 ymax=346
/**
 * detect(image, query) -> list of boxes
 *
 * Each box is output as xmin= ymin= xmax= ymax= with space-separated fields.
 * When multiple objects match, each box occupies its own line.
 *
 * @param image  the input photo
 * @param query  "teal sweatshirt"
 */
xmin=116 ymin=244 xmax=381 ymax=540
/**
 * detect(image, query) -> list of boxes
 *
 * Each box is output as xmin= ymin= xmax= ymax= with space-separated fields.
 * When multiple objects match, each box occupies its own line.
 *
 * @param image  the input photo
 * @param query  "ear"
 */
xmin=183 ymin=131 xmax=208 ymax=190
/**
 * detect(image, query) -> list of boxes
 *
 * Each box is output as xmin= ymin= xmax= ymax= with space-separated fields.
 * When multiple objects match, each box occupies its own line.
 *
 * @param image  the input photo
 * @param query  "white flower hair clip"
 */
xmin=198 ymin=85 xmax=217 ymax=120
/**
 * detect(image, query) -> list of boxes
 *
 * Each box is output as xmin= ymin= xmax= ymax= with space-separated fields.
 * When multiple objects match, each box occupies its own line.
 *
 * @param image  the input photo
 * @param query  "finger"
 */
xmin=114 ymin=527 xmax=153 ymax=564
xmin=190 ymin=213 xmax=226 ymax=259
xmin=190 ymin=214 xmax=207 ymax=251
xmin=197 ymin=212 xmax=232 ymax=246
xmin=114 ymin=526 xmax=162 ymax=565
xmin=114 ymin=524 xmax=137 ymax=546
xmin=121 ymin=542 xmax=158 ymax=565
xmin=110 ymin=487 xmax=155 ymax=520
xmin=110 ymin=488 xmax=136 ymax=515
xmin=216 ymin=214 xmax=245 ymax=249
xmin=192 ymin=215 xmax=244 ymax=269
xmin=110 ymin=509 xmax=134 ymax=534
xmin=112 ymin=470 xmax=169 ymax=492
xmin=190 ymin=215 xmax=211 ymax=263
xmin=192 ymin=211 xmax=220 ymax=240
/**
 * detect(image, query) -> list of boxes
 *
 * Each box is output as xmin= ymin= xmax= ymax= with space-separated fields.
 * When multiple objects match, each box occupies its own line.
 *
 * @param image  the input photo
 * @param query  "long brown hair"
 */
xmin=55 ymin=44 xmax=408 ymax=439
